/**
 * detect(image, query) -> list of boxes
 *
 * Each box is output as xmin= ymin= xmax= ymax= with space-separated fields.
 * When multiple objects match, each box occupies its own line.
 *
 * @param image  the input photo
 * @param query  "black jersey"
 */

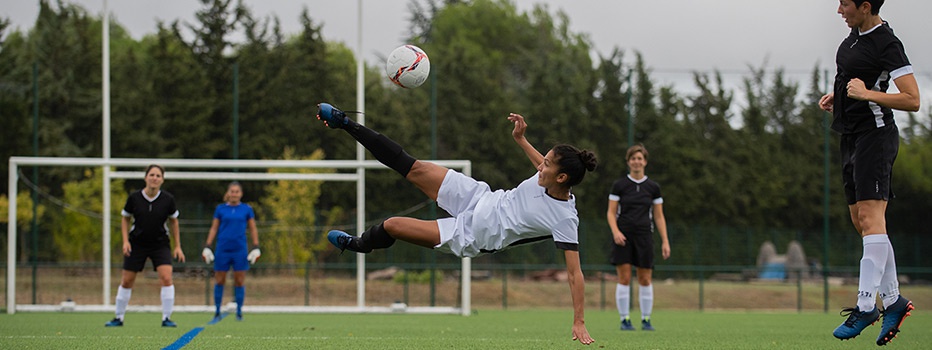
xmin=831 ymin=22 xmax=913 ymax=134
xmin=608 ymin=175 xmax=662 ymax=235
xmin=122 ymin=190 xmax=179 ymax=245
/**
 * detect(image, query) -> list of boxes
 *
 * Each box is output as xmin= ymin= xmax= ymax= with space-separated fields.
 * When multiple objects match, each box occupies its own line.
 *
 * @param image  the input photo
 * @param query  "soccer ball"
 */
xmin=385 ymin=44 xmax=430 ymax=88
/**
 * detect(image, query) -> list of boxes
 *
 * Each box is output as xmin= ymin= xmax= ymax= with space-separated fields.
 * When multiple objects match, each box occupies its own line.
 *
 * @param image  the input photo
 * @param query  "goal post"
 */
xmin=6 ymin=156 xmax=472 ymax=315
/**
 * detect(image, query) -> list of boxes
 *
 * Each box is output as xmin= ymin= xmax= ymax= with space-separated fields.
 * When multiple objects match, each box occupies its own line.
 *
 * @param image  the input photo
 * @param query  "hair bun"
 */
xmin=579 ymin=150 xmax=598 ymax=172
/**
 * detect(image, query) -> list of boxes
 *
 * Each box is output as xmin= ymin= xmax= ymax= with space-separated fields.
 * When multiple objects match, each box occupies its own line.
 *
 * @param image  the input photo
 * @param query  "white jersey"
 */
xmin=435 ymin=170 xmax=579 ymax=258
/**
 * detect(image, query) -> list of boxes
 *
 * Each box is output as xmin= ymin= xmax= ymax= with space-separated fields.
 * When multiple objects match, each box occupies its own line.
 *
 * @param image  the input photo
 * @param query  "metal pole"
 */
xmin=355 ymin=0 xmax=367 ymax=309
xmin=626 ymin=68 xmax=634 ymax=147
xmin=31 ymin=62 xmax=39 ymax=305
xmin=102 ymin=0 xmax=113 ymax=307
xmin=232 ymin=62 xmax=239 ymax=161
xmin=429 ymin=62 xmax=438 ymax=307
xmin=823 ymin=69 xmax=831 ymax=313
xmin=7 ymin=163 xmax=19 ymax=314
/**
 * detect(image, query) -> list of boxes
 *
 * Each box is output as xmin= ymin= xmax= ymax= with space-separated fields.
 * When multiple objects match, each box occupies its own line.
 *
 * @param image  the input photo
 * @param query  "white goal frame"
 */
xmin=6 ymin=156 xmax=472 ymax=315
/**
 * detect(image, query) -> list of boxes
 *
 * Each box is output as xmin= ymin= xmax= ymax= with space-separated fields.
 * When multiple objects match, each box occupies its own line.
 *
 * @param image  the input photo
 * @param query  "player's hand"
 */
xmin=818 ymin=93 xmax=834 ymax=112
xmin=247 ymin=248 xmax=261 ymax=264
xmin=202 ymin=247 xmax=214 ymax=264
xmin=572 ymin=323 xmax=595 ymax=345
xmin=662 ymin=241 xmax=671 ymax=260
xmin=508 ymin=113 xmax=527 ymax=141
xmin=174 ymin=246 xmax=186 ymax=263
xmin=613 ymin=233 xmax=627 ymax=246
xmin=846 ymin=78 xmax=868 ymax=101
xmin=122 ymin=242 xmax=132 ymax=257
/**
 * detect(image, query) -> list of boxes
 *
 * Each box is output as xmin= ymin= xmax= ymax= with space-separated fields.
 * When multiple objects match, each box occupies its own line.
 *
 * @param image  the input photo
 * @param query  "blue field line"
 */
xmin=161 ymin=312 xmax=229 ymax=349
xmin=162 ymin=327 xmax=204 ymax=350
xmin=208 ymin=312 xmax=229 ymax=325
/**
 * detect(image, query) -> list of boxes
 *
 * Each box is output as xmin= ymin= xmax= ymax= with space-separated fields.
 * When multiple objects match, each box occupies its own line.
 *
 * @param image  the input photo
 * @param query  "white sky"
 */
xmin=4 ymin=0 xmax=931 ymax=111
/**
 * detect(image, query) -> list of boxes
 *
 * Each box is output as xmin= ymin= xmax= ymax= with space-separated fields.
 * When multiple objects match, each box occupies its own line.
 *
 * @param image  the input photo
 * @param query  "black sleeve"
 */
xmin=555 ymin=241 xmax=579 ymax=251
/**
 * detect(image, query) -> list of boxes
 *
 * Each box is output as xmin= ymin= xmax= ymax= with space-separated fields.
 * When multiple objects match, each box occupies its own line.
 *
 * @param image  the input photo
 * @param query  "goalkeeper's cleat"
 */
xmin=833 ymin=306 xmax=879 ymax=340
xmin=328 ymin=230 xmax=360 ymax=253
xmin=317 ymin=103 xmax=348 ymax=129
xmin=619 ymin=317 xmax=635 ymax=331
xmin=876 ymin=296 xmax=914 ymax=346
xmin=161 ymin=318 xmax=178 ymax=328
xmin=104 ymin=318 xmax=123 ymax=327
xmin=641 ymin=317 xmax=655 ymax=331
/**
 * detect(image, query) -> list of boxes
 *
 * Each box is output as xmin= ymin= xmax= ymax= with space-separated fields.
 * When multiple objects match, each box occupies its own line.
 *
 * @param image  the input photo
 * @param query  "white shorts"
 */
xmin=434 ymin=169 xmax=491 ymax=258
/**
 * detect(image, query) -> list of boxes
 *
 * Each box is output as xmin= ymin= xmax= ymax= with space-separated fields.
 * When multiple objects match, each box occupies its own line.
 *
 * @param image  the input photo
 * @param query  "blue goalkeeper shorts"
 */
xmin=214 ymin=248 xmax=249 ymax=272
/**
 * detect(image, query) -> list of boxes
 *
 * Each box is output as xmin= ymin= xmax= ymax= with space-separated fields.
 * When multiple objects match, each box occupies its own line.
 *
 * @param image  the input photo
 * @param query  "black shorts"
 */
xmin=840 ymin=124 xmax=899 ymax=205
xmin=609 ymin=233 xmax=654 ymax=269
xmin=123 ymin=241 xmax=173 ymax=272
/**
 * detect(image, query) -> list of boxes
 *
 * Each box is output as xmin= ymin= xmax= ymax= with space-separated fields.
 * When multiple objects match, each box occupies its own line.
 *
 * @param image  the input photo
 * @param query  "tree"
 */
xmin=51 ymin=168 xmax=127 ymax=262
xmin=260 ymin=148 xmax=338 ymax=265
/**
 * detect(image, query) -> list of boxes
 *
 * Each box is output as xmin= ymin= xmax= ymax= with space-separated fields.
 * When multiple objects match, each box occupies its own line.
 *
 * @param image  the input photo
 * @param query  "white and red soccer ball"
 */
xmin=385 ymin=45 xmax=430 ymax=88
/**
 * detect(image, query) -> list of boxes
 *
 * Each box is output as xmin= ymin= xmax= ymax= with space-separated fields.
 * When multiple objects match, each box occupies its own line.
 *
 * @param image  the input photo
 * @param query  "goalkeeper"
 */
xmin=202 ymin=181 xmax=260 ymax=321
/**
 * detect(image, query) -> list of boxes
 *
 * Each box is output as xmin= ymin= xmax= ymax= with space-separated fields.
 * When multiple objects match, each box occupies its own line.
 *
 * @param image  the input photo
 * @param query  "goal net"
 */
xmin=5 ymin=156 xmax=472 ymax=315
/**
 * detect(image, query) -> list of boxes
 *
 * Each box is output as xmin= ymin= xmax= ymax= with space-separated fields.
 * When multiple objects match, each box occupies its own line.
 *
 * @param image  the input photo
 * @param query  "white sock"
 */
xmin=161 ymin=285 xmax=175 ymax=321
xmin=615 ymin=283 xmax=630 ymax=320
xmin=639 ymin=284 xmax=654 ymax=319
xmin=114 ymin=286 xmax=132 ymax=320
xmin=857 ymin=235 xmax=888 ymax=312
xmin=878 ymin=235 xmax=900 ymax=308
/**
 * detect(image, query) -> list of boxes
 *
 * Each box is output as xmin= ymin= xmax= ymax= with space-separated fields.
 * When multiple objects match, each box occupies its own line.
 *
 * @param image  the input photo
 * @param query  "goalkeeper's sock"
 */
xmin=214 ymin=284 xmax=224 ymax=315
xmin=358 ymin=223 xmax=396 ymax=251
xmin=234 ymin=286 xmax=245 ymax=316
xmin=115 ymin=286 xmax=132 ymax=321
xmin=344 ymin=123 xmax=417 ymax=178
xmin=160 ymin=285 xmax=175 ymax=321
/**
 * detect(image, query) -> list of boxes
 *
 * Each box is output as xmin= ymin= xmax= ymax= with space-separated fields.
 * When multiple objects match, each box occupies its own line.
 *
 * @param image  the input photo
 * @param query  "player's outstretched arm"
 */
xmin=563 ymin=249 xmax=594 ymax=345
xmin=508 ymin=113 xmax=544 ymax=169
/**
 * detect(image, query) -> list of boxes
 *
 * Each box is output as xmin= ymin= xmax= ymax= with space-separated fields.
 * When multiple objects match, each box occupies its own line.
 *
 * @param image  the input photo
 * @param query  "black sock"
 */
xmin=343 ymin=121 xmax=417 ymax=178
xmin=357 ymin=222 xmax=396 ymax=251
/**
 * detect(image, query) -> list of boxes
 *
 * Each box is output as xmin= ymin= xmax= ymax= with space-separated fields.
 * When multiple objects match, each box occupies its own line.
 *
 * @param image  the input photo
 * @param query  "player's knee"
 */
xmin=382 ymin=217 xmax=402 ymax=238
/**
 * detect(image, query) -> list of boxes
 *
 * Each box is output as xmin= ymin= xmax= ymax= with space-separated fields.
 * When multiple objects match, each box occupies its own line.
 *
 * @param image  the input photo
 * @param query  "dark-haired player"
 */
xmin=317 ymin=103 xmax=597 ymax=345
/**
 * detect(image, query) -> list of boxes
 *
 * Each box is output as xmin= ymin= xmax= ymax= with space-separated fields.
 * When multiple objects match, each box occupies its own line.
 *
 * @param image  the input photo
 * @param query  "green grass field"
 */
xmin=0 ymin=309 xmax=927 ymax=349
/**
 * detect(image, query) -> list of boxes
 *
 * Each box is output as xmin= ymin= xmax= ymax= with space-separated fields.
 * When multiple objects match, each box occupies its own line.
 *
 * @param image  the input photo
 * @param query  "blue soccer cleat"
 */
xmin=876 ymin=296 xmax=914 ymax=346
xmin=317 ymin=103 xmax=348 ymax=129
xmin=161 ymin=318 xmax=178 ymax=328
xmin=833 ymin=306 xmax=879 ymax=340
xmin=327 ymin=230 xmax=356 ymax=253
xmin=619 ymin=317 xmax=635 ymax=331
xmin=641 ymin=317 xmax=655 ymax=331
xmin=236 ymin=313 xmax=243 ymax=321
xmin=104 ymin=318 xmax=123 ymax=327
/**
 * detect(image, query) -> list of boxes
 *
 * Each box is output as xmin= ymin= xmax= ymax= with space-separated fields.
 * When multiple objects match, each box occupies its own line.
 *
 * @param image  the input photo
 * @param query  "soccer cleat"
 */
xmin=876 ymin=296 xmax=914 ymax=346
xmin=327 ymin=230 xmax=358 ymax=253
xmin=641 ymin=317 xmax=655 ymax=331
xmin=317 ymin=103 xmax=348 ymax=129
xmin=832 ymin=306 xmax=879 ymax=340
xmin=104 ymin=318 xmax=123 ymax=327
xmin=161 ymin=318 xmax=178 ymax=328
xmin=619 ymin=317 xmax=635 ymax=331
xmin=236 ymin=313 xmax=243 ymax=321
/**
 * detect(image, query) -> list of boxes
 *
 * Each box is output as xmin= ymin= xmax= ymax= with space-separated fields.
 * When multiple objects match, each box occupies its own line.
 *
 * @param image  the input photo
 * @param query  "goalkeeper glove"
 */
xmin=202 ymin=247 xmax=214 ymax=264
xmin=247 ymin=247 xmax=261 ymax=264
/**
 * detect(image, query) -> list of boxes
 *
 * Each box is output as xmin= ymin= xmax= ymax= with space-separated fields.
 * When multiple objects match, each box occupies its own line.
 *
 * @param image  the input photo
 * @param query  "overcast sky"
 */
xmin=4 ymin=0 xmax=930 ymax=108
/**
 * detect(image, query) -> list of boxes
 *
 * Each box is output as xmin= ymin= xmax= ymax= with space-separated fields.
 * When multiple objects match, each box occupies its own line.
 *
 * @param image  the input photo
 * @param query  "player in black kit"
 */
xmin=818 ymin=0 xmax=920 ymax=345
xmin=105 ymin=165 xmax=186 ymax=328
xmin=606 ymin=144 xmax=669 ymax=331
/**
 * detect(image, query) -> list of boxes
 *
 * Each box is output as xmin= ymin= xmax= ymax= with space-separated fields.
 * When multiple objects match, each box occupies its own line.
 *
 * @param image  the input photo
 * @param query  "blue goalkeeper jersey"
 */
xmin=213 ymin=203 xmax=255 ymax=252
